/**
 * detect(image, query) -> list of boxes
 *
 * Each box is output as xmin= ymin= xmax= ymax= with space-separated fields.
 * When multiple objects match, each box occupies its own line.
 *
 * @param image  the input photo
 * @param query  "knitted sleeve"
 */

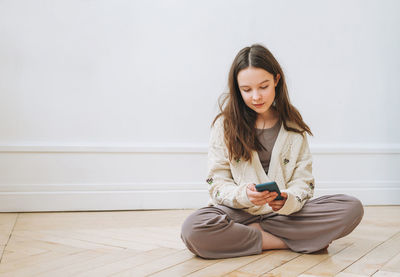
xmin=206 ymin=118 xmax=254 ymax=209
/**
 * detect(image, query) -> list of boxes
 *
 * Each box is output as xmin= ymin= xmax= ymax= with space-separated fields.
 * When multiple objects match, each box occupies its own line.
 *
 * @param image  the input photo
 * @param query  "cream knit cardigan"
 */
xmin=206 ymin=117 xmax=315 ymax=215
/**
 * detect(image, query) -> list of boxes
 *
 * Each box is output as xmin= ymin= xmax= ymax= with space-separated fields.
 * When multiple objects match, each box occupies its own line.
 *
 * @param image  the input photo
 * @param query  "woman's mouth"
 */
xmin=253 ymin=103 xmax=264 ymax=108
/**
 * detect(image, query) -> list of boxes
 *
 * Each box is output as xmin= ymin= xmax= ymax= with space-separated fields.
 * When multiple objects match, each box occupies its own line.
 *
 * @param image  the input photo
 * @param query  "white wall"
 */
xmin=0 ymin=0 xmax=399 ymax=211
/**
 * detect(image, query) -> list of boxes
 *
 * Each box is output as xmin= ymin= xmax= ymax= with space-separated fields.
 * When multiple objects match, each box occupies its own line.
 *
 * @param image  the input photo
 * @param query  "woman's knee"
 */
xmin=180 ymin=210 xmax=202 ymax=246
xmin=342 ymin=194 xmax=364 ymax=222
xmin=333 ymin=194 xmax=364 ymax=236
xmin=180 ymin=207 xmax=228 ymax=258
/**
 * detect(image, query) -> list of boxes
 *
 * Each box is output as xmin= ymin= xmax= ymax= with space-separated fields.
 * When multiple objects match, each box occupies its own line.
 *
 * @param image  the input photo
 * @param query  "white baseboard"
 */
xmin=0 ymin=181 xmax=399 ymax=212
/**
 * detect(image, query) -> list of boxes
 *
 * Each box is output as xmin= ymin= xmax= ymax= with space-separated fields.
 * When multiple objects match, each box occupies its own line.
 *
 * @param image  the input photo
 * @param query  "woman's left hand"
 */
xmin=268 ymin=192 xmax=288 ymax=211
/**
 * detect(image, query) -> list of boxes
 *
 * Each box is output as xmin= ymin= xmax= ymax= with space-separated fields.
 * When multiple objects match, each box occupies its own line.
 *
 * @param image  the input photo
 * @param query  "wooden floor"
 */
xmin=0 ymin=206 xmax=399 ymax=277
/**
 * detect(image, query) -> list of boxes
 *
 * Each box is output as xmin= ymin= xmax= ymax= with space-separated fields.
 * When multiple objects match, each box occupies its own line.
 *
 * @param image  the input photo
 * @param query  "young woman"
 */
xmin=180 ymin=44 xmax=364 ymax=259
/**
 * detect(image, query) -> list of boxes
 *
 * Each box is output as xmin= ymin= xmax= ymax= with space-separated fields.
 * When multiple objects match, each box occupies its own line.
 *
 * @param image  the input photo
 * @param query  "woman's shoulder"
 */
xmin=284 ymin=120 xmax=308 ymax=141
xmin=209 ymin=115 xmax=225 ymax=145
xmin=211 ymin=114 xmax=224 ymax=128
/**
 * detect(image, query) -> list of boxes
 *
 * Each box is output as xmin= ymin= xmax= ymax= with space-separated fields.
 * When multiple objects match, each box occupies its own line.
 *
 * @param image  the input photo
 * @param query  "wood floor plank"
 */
xmin=302 ymin=238 xmax=381 ymax=276
xmin=344 ymin=224 xmax=399 ymax=243
xmin=343 ymin=231 xmax=400 ymax=276
xmin=264 ymin=240 xmax=352 ymax=277
xmin=0 ymin=245 xmax=5 ymax=263
xmin=12 ymin=230 xmax=123 ymax=251
xmin=227 ymin=250 xmax=300 ymax=276
xmin=0 ymin=250 xmax=102 ymax=277
xmin=0 ymin=248 xmax=74 ymax=273
xmin=185 ymin=252 xmax=271 ymax=277
xmin=0 ymin=214 xmax=18 ymax=246
xmin=0 ymin=213 xmax=18 ymax=261
xmin=13 ymin=210 xmax=192 ymax=232
xmin=111 ymin=249 xmax=194 ymax=277
xmin=73 ymin=247 xmax=179 ymax=277
xmin=148 ymin=256 xmax=220 ymax=277
xmin=302 ymin=273 xmax=368 ymax=277
xmin=38 ymin=249 xmax=140 ymax=277
xmin=1 ymin=243 xmax=49 ymax=263
xmin=225 ymin=271 xmax=258 ymax=277
xmin=372 ymin=271 xmax=400 ymax=277
xmin=381 ymin=252 xmax=400 ymax=273
xmin=334 ymin=272 xmax=368 ymax=277
xmin=46 ymin=229 xmax=158 ymax=251
xmin=6 ymin=235 xmax=83 ymax=255
xmin=76 ymin=227 xmax=184 ymax=250
xmin=92 ymin=226 xmax=181 ymax=243
xmin=298 ymin=274 xmax=326 ymax=277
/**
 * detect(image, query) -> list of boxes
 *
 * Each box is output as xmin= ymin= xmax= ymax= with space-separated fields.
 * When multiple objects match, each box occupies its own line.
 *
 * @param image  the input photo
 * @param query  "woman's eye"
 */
xmin=261 ymin=86 xmax=269 ymax=89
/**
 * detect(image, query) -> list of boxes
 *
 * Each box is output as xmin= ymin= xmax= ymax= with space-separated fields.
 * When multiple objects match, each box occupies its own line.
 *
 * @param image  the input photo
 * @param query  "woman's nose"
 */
xmin=252 ymin=91 xmax=261 ymax=101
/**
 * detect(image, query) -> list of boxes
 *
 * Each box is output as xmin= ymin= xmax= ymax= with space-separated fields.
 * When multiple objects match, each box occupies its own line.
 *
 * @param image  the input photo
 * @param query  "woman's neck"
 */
xmin=256 ymin=108 xmax=279 ymax=129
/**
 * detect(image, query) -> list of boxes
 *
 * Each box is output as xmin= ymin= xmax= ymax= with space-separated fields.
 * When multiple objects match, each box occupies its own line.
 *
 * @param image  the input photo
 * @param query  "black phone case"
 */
xmin=255 ymin=182 xmax=284 ymax=200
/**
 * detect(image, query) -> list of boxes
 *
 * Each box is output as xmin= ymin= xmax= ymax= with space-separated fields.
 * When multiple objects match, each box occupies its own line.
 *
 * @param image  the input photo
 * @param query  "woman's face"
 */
xmin=237 ymin=67 xmax=280 ymax=117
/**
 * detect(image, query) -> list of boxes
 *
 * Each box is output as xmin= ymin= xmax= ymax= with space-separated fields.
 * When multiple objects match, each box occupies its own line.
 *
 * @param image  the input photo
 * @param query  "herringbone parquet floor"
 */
xmin=0 ymin=206 xmax=399 ymax=276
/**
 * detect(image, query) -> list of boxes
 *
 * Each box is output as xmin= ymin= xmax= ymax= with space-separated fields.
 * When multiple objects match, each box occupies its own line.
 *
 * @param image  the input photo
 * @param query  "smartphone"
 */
xmin=255 ymin=181 xmax=284 ymax=200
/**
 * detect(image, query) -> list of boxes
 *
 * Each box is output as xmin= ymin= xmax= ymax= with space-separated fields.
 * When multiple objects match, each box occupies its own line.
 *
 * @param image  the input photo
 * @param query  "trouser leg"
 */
xmin=180 ymin=205 xmax=262 ymax=259
xmin=259 ymin=194 xmax=364 ymax=253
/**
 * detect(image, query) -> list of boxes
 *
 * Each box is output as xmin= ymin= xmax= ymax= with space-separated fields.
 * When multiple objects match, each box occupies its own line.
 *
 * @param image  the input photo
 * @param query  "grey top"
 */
xmin=255 ymin=118 xmax=281 ymax=175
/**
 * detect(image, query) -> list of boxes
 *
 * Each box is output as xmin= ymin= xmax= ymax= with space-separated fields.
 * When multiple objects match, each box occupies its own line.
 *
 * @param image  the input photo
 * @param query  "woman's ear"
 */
xmin=275 ymin=74 xmax=281 ymax=87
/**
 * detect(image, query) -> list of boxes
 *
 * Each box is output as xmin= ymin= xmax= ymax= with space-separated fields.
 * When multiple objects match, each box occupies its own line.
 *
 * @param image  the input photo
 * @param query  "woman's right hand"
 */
xmin=246 ymin=183 xmax=279 ymax=206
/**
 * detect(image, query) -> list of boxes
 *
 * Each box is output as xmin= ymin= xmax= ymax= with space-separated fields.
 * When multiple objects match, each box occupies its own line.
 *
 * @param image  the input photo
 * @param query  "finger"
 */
xmin=247 ymin=187 xmax=259 ymax=196
xmin=280 ymin=192 xmax=288 ymax=199
xmin=253 ymin=197 xmax=268 ymax=203
xmin=247 ymin=190 xmax=263 ymax=199
xmin=271 ymin=200 xmax=286 ymax=206
xmin=248 ymin=190 xmax=269 ymax=199
xmin=268 ymin=201 xmax=282 ymax=207
xmin=265 ymin=193 xmax=279 ymax=203
xmin=265 ymin=191 xmax=278 ymax=198
xmin=269 ymin=204 xmax=283 ymax=209
xmin=270 ymin=204 xmax=283 ymax=210
xmin=268 ymin=199 xmax=283 ymax=206
xmin=247 ymin=184 xmax=256 ymax=191
xmin=255 ymin=196 xmax=270 ymax=204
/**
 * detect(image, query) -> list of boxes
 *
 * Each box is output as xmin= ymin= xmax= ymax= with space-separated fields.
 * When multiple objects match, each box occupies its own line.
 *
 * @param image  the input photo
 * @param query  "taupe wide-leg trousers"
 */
xmin=181 ymin=194 xmax=364 ymax=259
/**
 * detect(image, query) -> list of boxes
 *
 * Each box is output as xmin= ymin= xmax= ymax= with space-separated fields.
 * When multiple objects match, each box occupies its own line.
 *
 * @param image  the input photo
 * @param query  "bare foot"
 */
xmin=247 ymin=223 xmax=289 ymax=250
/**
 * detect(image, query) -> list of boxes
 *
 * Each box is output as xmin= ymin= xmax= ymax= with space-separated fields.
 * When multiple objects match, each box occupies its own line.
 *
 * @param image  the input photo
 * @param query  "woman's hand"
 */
xmin=268 ymin=192 xmax=288 ymax=211
xmin=246 ymin=184 xmax=288 ymax=211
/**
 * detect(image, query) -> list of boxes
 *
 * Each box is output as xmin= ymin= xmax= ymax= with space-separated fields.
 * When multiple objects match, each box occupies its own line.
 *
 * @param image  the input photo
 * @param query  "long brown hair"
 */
xmin=212 ymin=44 xmax=313 ymax=162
